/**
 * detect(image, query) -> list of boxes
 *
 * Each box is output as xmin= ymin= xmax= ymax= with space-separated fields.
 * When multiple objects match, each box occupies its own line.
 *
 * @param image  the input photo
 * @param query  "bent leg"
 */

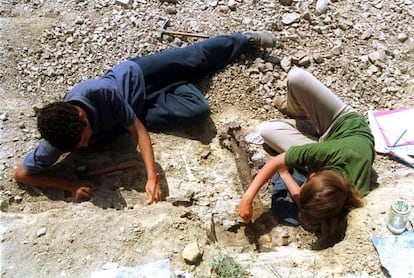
xmin=259 ymin=120 xmax=318 ymax=153
xmin=143 ymin=82 xmax=210 ymax=131
xmin=131 ymin=34 xmax=249 ymax=92
xmin=286 ymin=67 xmax=350 ymax=135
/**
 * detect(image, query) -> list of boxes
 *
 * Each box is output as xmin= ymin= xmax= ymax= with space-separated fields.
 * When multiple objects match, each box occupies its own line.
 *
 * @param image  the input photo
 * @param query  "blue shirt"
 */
xmin=23 ymin=61 xmax=146 ymax=174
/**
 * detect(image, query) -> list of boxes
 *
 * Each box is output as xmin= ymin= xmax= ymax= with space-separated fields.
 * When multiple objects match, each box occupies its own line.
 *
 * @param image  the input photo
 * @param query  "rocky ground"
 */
xmin=1 ymin=0 xmax=414 ymax=277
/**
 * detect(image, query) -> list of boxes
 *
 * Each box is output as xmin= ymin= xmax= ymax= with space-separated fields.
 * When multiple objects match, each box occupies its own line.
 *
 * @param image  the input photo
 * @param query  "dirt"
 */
xmin=1 ymin=0 xmax=414 ymax=277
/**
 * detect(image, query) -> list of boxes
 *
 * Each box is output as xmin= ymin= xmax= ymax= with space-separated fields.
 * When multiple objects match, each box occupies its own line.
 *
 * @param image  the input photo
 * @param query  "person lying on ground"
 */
xmin=238 ymin=67 xmax=375 ymax=249
xmin=13 ymin=31 xmax=277 ymax=204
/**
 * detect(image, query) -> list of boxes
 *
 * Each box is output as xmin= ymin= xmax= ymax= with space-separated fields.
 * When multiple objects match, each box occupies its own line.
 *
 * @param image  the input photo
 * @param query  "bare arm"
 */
xmin=127 ymin=118 xmax=160 ymax=204
xmin=278 ymin=168 xmax=301 ymax=204
xmin=13 ymin=165 xmax=92 ymax=200
xmin=238 ymin=152 xmax=300 ymax=222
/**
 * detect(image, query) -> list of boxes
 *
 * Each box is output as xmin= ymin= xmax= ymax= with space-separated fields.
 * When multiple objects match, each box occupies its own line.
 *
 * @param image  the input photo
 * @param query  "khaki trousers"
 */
xmin=259 ymin=67 xmax=352 ymax=153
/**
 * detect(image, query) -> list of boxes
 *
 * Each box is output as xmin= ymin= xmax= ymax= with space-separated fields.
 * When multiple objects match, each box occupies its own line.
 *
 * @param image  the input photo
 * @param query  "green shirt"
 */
xmin=285 ymin=112 xmax=375 ymax=196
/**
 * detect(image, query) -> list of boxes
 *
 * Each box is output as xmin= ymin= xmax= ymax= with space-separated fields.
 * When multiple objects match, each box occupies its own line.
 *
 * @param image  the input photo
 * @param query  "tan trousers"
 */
xmin=259 ymin=67 xmax=352 ymax=153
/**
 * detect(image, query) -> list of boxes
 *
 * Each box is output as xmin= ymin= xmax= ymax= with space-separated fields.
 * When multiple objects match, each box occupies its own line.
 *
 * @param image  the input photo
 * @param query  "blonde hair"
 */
xmin=298 ymin=169 xmax=362 ymax=249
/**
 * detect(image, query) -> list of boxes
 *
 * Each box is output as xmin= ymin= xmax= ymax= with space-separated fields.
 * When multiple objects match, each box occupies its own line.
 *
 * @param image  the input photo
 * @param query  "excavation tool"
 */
xmin=78 ymin=160 xmax=140 ymax=179
xmin=157 ymin=19 xmax=210 ymax=39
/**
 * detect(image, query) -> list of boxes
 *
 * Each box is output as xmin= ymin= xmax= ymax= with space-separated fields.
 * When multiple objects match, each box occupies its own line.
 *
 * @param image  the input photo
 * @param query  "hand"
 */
xmin=71 ymin=181 xmax=93 ymax=201
xmin=238 ymin=195 xmax=253 ymax=222
xmin=145 ymin=173 xmax=161 ymax=205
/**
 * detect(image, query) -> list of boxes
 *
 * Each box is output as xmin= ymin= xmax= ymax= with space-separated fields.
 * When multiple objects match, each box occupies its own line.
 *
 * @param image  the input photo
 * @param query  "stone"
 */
xmin=281 ymin=13 xmax=301 ymax=25
xmin=182 ymin=242 xmax=203 ymax=264
xmin=279 ymin=0 xmax=293 ymax=5
xmin=368 ymin=50 xmax=386 ymax=64
xmin=397 ymin=33 xmax=408 ymax=42
xmin=0 ymin=112 xmax=8 ymax=121
xmin=36 ymin=227 xmax=47 ymax=237
xmin=227 ymin=0 xmax=237 ymax=10
xmin=291 ymin=50 xmax=307 ymax=65
xmin=0 ymin=197 xmax=8 ymax=212
xmin=338 ymin=19 xmax=353 ymax=30
xmin=280 ymin=56 xmax=291 ymax=72
xmin=361 ymin=29 xmax=373 ymax=40
xmin=313 ymin=54 xmax=325 ymax=64
xmin=298 ymin=56 xmax=311 ymax=67
xmin=315 ymin=0 xmax=329 ymax=15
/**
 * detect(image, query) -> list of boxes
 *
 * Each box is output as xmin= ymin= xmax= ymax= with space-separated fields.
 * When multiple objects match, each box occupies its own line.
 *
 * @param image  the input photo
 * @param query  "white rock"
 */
xmin=280 ymin=57 xmax=291 ymax=72
xmin=397 ymin=33 xmax=408 ymax=42
xmin=182 ymin=242 xmax=202 ymax=264
xmin=227 ymin=0 xmax=237 ymax=10
xmin=368 ymin=50 xmax=386 ymax=64
xmin=361 ymin=29 xmax=373 ymax=40
xmin=367 ymin=64 xmax=379 ymax=75
xmin=315 ymin=0 xmax=329 ymax=15
xmin=281 ymin=13 xmax=301 ymax=25
xmin=36 ymin=227 xmax=47 ymax=237
xmin=116 ymin=0 xmax=131 ymax=5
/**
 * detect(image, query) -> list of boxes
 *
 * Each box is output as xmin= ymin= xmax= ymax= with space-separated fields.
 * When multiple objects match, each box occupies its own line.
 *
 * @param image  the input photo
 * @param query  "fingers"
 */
xmin=147 ymin=187 xmax=162 ymax=204
xmin=146 ymin=179 xmax=162 ymax=205
xmin=75 ymin=187 xmax=92 ymax=201
xmin=238 ymin=208 xmax=252 ymax=223
xmin=238 ymin=200 xmax=253 ymax=222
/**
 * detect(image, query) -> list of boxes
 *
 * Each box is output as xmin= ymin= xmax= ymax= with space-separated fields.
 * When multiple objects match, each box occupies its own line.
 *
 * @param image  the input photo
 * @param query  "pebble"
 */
xmin=0 ymin=197 xmax=8 ymax=212
xmin=279 ymin=0 xmax=293 ymax=5
xmin=282 ymin=13 xmax=301 ymax=25
xmin=368 ymin=49 xmax=386 ymax=64
xmin=227 ymin=0 xmax=237 ymax=10
xmin=36 ymin=227 xmax=47 ymax=237
xmin=0 ymin=112 xmax=8 ymax=121
xmin=397 ymin=33 xmax=408 ymax=42
xmin=361 ymin=29 xmax=373 ymax=40
xmin=280 ymin=57 xmax=291 ymax=72
xmin=182 ymin=242 xmax=203 ymax=265
xmin=315 ymin=0 xmax=329 ymax=15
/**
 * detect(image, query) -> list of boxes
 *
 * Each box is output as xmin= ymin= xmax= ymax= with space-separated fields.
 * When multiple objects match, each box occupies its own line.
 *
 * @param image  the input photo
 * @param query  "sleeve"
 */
xmin=285 ymin=142 xmax=338 ymax=173
xmin=22 ymin=140 xmax=67 ymax=175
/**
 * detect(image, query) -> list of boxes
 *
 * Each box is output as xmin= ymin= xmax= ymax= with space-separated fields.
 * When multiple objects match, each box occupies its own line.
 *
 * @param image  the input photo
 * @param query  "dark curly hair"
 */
xmin=37 ymin=102 xmax=86 ymax=152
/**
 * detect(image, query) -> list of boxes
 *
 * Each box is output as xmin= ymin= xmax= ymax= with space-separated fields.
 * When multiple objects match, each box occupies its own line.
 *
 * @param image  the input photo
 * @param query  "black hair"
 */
xmin=37 ymin=102 xmax=86 ymax=151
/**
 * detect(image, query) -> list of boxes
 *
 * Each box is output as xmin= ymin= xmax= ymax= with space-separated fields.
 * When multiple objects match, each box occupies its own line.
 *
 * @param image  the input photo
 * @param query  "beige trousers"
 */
xmin=259 ymin=67 xmax=352 ymax=153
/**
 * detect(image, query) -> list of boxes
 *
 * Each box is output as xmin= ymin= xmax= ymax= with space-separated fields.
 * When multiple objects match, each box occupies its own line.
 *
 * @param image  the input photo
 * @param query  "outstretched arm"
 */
xmin=127 ymin=118 xmax=160 ymax=204
xmin=238 ymin=152 xmax=299 ymax=222
xmin=13 ymin=165 xmax=92 ymax=200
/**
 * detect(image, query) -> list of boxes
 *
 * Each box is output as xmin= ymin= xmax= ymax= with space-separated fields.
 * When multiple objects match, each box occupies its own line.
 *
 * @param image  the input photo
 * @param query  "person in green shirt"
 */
xmin=238 ymin=67 xmax=375 ymax=249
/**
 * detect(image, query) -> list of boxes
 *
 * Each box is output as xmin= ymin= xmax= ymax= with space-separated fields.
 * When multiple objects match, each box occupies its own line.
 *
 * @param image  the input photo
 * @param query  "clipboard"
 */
xmin=372 ymin=107 xmax=414 ymax=147
xmin=368 ymin=108 xmax=414 ymax=156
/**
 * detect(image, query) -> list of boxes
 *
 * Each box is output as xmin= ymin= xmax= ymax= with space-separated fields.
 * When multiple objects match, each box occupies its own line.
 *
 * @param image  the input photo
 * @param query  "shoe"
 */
xmin=243 ymin=31 xmax=276 ymax=48
xmin=273 ymin=96 xmax=289 ymax=115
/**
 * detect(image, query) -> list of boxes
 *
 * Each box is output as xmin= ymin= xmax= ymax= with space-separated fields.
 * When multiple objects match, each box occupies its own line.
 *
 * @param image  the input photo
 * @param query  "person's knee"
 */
xmin=287 ymin=67 xmax=308 ymax=86
xmin=259 ymin=121 xmax=285 ymax=142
